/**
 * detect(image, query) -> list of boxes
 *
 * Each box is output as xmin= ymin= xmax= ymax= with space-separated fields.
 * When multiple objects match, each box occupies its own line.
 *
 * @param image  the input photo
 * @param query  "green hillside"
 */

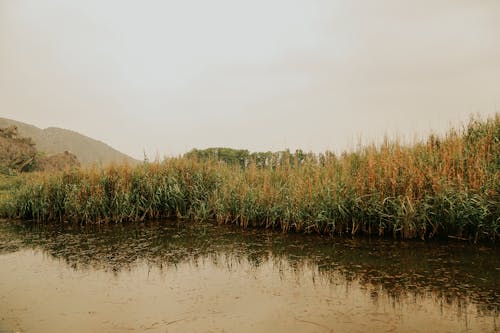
xmin=0 ymin=118 xmax=138 ymax=166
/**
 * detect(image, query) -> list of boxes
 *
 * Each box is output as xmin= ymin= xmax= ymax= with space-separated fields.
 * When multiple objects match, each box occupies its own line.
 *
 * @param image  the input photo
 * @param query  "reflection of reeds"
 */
xmin=2 ymin=115 xmax=499 ymax=240
xmin=1 ymin=220 xmax=498 ymax=317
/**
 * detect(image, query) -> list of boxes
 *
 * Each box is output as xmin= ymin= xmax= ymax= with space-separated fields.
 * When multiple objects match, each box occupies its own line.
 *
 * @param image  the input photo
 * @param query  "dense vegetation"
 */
xmin=184 ymin=147 xmax=311 ymax=168
xmin=1 ymin=115 xmax=499 ymax=241
xmin=0 ymin=126 xmax=38 ymax=173
xmin=0 ymin=117 xmax=138 ymax=166
xmin=0 ymin=125 xmax=80 ymax=174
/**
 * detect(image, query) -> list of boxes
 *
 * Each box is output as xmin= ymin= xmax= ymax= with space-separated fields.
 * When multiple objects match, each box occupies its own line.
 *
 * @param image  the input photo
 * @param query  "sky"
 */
xmin=1 ymin=0 xmax=499 ymax=159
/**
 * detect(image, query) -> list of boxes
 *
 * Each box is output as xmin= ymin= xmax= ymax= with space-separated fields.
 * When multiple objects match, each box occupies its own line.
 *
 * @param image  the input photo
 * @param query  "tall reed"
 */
xmin=2 ymin=115 xmax=499 ymax=241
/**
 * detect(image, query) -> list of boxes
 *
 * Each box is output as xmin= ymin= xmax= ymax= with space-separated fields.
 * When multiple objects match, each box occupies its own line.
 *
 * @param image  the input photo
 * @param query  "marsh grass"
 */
xmin=2 ymin=115 xmax=499 ymax=241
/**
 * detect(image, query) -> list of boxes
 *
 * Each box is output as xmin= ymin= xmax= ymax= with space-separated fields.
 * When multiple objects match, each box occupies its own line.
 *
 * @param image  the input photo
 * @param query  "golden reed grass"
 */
xmin=2 ymin=115 xmax=498 ymax=241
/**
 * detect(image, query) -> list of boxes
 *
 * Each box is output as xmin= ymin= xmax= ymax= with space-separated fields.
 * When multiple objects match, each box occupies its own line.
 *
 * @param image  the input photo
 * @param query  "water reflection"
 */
xmin=0 ymin=220 xmax=498 ymax=332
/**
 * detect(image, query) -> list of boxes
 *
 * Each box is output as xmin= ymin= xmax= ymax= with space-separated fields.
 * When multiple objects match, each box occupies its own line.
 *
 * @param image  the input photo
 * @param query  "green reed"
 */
xmin=2 ymin=115 xmax=498 ymax=241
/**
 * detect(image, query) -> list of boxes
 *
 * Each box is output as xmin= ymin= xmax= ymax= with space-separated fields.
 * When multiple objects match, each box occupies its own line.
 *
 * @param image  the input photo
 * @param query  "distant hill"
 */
xmin=0 ymin=118 xmax=138 ymax=166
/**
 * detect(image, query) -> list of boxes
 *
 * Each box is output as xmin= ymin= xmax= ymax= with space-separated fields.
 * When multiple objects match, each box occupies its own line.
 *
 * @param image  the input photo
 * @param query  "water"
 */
xmin=0 ymin=220 xmax=498 ymax=333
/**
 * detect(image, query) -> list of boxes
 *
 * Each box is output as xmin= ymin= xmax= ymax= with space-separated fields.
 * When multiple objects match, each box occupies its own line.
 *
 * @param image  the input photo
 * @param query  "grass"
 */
xmin=0 ymin=173 xmax=23 ymax=206
xmin=1 ymin=114 xmax=498 ymax=241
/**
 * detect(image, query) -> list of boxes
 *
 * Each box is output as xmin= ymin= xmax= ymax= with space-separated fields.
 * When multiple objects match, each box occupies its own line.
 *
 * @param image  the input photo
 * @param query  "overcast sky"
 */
xmin=1 ymin=0 xmax=499 ymax=159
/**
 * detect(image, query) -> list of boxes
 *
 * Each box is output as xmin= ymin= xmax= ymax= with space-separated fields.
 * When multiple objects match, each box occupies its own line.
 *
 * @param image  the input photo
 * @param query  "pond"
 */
xmin=0 ymin=220 xmax=498 ymax=333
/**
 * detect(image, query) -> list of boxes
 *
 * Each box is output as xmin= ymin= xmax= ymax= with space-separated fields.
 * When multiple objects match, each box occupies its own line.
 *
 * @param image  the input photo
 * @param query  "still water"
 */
xmin=0 ymin=220 xmax=498 ymax=333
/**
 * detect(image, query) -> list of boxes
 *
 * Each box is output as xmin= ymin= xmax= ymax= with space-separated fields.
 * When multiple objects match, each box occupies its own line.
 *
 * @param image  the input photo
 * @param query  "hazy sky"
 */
xmin=1 ymin=0 xmax=499 ymax=159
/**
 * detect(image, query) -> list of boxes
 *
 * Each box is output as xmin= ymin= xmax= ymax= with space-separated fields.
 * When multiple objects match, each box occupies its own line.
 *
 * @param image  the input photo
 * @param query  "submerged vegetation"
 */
xmin=1 ymin=115 xmax=499 ymax=241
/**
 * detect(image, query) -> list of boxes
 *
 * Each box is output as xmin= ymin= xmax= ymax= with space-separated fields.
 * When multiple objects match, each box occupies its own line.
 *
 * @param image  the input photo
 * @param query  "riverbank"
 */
xmin=1 ymin=115 xmax=498 ymax=241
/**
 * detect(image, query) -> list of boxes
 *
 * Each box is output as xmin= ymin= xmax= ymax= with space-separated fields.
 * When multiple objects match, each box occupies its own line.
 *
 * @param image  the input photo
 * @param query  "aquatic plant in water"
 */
xmin=1 ymin=115 xmax=499 ymax=241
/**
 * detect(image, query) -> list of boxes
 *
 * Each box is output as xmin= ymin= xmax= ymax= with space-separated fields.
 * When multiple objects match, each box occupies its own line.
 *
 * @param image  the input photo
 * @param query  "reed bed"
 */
xmin=2 ymin=115 xmax=499 ymax=241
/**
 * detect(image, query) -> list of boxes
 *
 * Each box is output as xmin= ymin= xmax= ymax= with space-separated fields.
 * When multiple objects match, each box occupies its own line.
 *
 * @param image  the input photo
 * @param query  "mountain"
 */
xmin=0 ymin=117 xmax=138 ymax=166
